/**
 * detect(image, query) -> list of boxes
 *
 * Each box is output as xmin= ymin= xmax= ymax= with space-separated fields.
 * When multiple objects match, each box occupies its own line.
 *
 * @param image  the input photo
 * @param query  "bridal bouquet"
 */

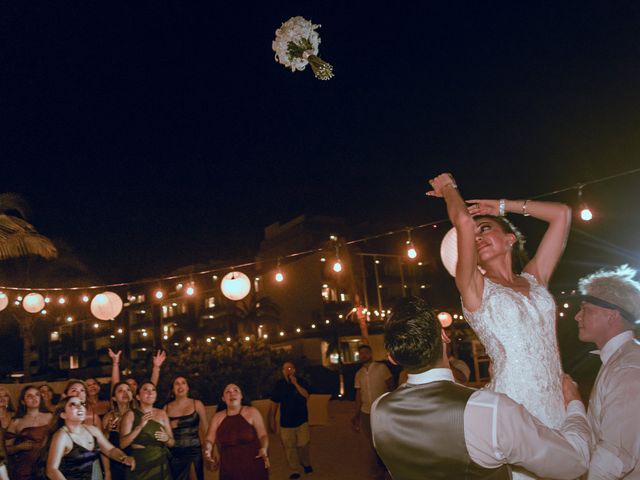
xmin=272 ymin=16 xmax=334 ymax=80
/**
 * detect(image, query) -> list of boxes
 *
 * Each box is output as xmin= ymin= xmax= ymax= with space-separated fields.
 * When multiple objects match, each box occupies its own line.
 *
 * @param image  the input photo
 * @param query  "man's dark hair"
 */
xmin=384 ymin=297 xmax=442 ymax=373
xmin=357 ymin=344 xmax=372 ymax=352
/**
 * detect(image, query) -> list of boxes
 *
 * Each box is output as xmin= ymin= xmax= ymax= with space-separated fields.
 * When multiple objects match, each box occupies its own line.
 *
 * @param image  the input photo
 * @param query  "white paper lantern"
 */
xmin=221 ymin=271 xmax=251 ymax=301
xmin=0 ymin=293 xmax=8 ymax=312
xmin=90 ymin=291 xmax=123 ymax=320
xmin=440 ymin=227 xmax=458 ymax=277
xmin=438 ymin=311 xmax=453 ymax=328
xmin=23 ymin=292 xmax=45 ymax=313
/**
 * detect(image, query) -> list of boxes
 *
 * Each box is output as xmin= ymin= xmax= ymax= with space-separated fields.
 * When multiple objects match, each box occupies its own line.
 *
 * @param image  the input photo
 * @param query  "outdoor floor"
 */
xmin=207 ymin=400 xmax=375 ymax=480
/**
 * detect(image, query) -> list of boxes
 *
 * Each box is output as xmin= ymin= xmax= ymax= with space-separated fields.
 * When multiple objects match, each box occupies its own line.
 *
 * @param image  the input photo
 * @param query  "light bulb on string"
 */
xmin=275 ymin=258 xmax=284 ymax=283
xmin=405 ymin=229 xmax=417 ymax=259
xmin=578 ymin=185 xmax=593 ymax=222
xmin=332 ymin=239 xmax=343 ymax=273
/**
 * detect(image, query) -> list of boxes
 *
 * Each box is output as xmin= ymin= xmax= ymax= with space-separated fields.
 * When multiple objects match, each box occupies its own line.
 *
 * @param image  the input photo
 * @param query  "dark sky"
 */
xmin=1 ymin=2 xmax=639 ymax=284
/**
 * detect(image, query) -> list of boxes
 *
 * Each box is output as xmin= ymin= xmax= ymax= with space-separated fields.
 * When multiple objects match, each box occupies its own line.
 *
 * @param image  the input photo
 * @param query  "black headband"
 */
xmin=579 ymin=295 xmax=635 ymax=323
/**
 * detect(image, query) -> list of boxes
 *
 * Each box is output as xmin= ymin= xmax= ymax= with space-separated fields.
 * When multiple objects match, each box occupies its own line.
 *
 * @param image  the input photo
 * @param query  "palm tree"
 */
xmin=0 ymin=193 xmax=58 ymax=380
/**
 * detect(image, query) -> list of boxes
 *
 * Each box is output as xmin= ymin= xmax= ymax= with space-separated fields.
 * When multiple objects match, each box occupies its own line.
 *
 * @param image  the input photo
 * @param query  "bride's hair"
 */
xmin=475 ymin=215 xmax=529 ymax=274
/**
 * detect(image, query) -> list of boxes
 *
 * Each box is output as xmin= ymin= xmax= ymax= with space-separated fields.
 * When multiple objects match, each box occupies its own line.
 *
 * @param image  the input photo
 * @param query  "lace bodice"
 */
xmin=463 ymin=272 xmax=565 ymax=429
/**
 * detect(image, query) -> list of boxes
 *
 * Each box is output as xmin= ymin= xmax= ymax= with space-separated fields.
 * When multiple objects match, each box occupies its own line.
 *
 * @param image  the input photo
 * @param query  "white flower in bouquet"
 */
xmin=272 ymin=16 xmax=334 ymax=80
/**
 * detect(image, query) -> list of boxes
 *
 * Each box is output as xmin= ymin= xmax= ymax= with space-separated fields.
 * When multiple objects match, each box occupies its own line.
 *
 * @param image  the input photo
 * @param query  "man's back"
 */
xmin=372 ymin=380 xmax=510 ymax=480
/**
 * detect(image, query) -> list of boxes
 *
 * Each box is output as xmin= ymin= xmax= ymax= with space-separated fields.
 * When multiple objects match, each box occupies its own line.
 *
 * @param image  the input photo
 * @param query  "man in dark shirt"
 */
xmin=269 ymin=361 xmax=313 ymax=479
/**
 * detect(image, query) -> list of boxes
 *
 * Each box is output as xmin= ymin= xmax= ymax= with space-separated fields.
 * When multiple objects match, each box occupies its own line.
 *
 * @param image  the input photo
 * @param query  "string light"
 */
xmin=155 ymin=290 xmax=164 ymax=300
xmin=405 ymin=229 xmax=417 ymax=259
xmin=82 ymin=295 xmax=90 ymax=303
xmin=186 ymin=284 xmax=195 ymax=296
xmin=578 ymin=185 xmax=593 ymax=222
xmin=275 ymin=258 xmax=284 ymax=283
xmin=58 ymin=297 xmax=66 ymax=304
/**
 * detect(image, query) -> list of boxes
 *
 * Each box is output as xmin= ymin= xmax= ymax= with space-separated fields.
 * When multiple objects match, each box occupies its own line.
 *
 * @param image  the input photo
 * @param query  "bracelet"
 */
xmin=498 ymin=199 xmax=506 ymax=217
xmin=522 ymin=199 xmax=530 ymax=217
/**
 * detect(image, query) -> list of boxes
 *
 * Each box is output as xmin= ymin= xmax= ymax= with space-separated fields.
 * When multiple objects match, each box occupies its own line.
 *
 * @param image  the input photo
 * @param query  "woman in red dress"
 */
xmin=204 ymin=383 xmax=269 ymax=480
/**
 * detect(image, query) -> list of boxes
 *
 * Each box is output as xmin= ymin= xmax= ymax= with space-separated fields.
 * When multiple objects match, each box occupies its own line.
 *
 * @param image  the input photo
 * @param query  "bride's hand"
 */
xmin=426 ymin=173 xmax=458 ymax=198
xmin=466 ymin=199 xmax=500 ymax=217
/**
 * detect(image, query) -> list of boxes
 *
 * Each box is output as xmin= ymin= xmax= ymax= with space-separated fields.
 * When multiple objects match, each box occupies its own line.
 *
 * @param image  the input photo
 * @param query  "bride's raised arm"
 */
xmin=468 ymin=198 xmax=571 ymax=286
xmin=427 ymin=173 xmax=484 ymax=311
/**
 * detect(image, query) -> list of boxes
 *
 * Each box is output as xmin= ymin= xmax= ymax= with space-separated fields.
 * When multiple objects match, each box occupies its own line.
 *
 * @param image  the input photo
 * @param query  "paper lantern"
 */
xmin=0 ymin=293 xmax=8 ymax=312
xmin=440 ymin=227 xmax=458 ymax=277
xmin=90 ymin=291 xmax=123 ymax=320
xmin=438 ymin=311 xmax=453 ymax=328
xmin=221 ymin=271 xmax=251 ymax=301
xmin=23 ymin=292 xmax=45 ymax=313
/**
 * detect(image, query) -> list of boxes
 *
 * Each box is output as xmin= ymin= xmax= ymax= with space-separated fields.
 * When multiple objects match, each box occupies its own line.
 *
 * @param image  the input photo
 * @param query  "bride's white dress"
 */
xmin=463 ymin=272 xmax=565 ymax=480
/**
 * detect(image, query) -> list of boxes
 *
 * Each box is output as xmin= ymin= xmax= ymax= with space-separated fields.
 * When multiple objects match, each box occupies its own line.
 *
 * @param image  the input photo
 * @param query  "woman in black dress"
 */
xmin=45 ymin=396 xmax=134 ymax=480
xmin=164 ymin=376 xmax=208 ymax=480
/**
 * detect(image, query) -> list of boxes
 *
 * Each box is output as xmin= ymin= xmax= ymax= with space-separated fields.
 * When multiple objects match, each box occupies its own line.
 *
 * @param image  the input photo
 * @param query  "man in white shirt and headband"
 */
xmin=575 ymin=265 xmax=640 ymax=479
xmin=371 ymin=296 xmax=591 ymax=480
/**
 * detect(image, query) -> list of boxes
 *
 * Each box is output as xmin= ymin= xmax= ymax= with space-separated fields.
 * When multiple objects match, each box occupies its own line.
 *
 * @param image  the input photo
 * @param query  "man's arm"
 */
xmin=464 ymin=388 xmax=591 ymax=480
xmin=290 ymin=376 xmax=309 ymax=399
xmin=587 ymin=367 xmax=640 ymax=480
xmin=268 ymin=400 xmax=279 ymax=433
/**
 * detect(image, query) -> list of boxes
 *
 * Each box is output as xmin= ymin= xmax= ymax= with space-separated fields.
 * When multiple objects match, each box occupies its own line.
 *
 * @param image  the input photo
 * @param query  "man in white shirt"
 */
xmin=371 ymin=296 xmax=591 ymax=480
xmin=575 ymin=265 xmax=640 ymax=479
xmin=352 ymin=344 xmax=393 ymax=480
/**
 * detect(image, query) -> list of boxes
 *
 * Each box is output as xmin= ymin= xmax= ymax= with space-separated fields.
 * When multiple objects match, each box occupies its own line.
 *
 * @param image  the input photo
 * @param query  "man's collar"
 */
xmin=407 ymin=368 xmax=454 ymax=385
xmin=592 ymin=331 xmax=635 ymax=364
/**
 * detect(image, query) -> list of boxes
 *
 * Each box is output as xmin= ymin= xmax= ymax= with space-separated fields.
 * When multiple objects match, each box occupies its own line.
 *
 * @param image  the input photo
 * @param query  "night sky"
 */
xmin=1 ymin=2 xmax=639 ymax=285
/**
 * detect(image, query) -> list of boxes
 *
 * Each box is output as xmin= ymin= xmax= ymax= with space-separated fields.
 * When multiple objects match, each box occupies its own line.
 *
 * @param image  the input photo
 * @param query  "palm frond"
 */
xmin=0 ymin=214 xmax=57 ymax=260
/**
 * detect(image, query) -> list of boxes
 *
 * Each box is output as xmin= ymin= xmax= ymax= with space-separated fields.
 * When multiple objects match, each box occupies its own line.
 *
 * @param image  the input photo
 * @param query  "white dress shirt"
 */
xmin=587 ymin=331 xmax=640 ymax=479
xmin=373 ymin=368 xmax=591 ymax=480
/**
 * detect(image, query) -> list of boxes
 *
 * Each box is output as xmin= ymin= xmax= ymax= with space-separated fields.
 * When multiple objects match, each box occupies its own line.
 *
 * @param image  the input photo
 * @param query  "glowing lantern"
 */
xmin=90 ymin=292 xmax=123 ymax=320
xmin=440 ymin=227 xmax=458 ymax=277
xmin=0 ymin=293 xmax=8 ymax=312
xmin=23 ymin=293 xmax=45 ymax=313
xmin=220 ymin=271 xmax=251 ymax=301
xmin=438 ymin=311 xmax=453 ymax=328
xmin=275 ymin=271 xmax=284 ymax=283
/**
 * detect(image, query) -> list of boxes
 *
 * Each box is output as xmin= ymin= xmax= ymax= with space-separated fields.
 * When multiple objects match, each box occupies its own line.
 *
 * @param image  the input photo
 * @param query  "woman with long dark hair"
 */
xmin=45 ymin=396 xmax=134 ymax=480
xmin=39 ymin=384 xmax=58 ymax=413
xmin=119 ymin=381 xmax=174 ymax=480
xmin=204 ymin=383 xmax=269 ymax=480
xmin=164 ymin=376 xmax=207 ymax=480
xmin=6 ymin=385 xmax=53 ymax=480
xmin=102 ymin=382 xmax=135 ymax=480
xmin=428 ymin=173 xmax=572 ymax=480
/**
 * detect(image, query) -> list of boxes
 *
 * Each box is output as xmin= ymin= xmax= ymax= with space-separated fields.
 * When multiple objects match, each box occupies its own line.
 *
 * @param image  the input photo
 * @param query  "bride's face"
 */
xmin=474 ymin=219 xmax=515 ymax=265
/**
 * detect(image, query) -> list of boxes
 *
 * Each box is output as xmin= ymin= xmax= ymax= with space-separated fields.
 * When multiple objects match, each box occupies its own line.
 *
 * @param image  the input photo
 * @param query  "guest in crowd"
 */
xmin=45 ymin=396 xmax=135 ymax=480
xmin=164 ymin=376 xmax=208 ymax=480
xmin=39 ymin=384 xmax=59 ymax=413
xmin=351 ymin=344 xmax=392 ymax=480
xmin=269 ymin=361 xmax=312 ymax=480
xmin=0 ymin=429 xmax=7 ymax=480
xmin=63 ymin=380 xmax=100 ymax=427
xmin=205 ymin=383 xmax=269 ymax=480
xmin=102 ymin=382 xmax=135 ymax=480
xmin=574 ymin=265 xmax=640 ymax=479
xmin=6 ymin=385 xmax=53 ymax=480
xmin=85 ymin=378 xmax=110 ymax=417
xmin=371 ymin=296 xmax=591 ymax=480
xmin=119 ymin=381 xmax=174 ymax=480
xmin=0 ymin=387 xmax=14 ymax=429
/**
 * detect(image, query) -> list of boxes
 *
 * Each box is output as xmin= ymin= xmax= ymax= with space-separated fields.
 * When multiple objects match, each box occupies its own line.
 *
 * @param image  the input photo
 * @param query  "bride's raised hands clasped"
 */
xmin=425 ymin=173 xmax=458 ymax=198
xmin=466 ymin=199 xmax=501 ymax=217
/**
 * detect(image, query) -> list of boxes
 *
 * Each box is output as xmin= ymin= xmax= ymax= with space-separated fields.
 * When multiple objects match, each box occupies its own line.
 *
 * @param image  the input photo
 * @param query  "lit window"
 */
xmin=205 ymin=297 xmax=216 ymax=309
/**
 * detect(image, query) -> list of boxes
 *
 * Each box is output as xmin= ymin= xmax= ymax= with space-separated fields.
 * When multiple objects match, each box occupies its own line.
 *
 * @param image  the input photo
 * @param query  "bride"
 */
xmin=428 ymin=173 xmax=572 ymax=480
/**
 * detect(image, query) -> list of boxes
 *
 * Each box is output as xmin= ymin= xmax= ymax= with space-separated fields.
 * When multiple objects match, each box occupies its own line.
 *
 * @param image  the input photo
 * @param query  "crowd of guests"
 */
xmin=0 ymin=349 xmax=275 ymax=479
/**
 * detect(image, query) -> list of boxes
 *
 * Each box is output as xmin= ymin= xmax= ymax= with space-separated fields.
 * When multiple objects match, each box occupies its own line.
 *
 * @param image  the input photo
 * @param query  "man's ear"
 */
xmin=387 ymin=354 xmax=398 ymax=365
